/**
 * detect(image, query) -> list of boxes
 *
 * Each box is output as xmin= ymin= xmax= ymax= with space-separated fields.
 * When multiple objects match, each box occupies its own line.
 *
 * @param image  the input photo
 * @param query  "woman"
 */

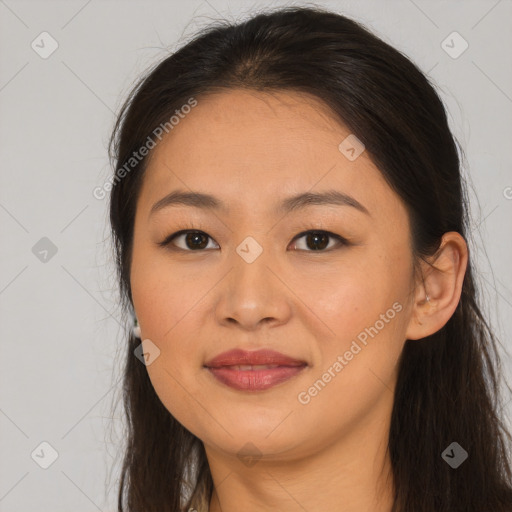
xmin=108 ymin=5 xmax=512 ymax=511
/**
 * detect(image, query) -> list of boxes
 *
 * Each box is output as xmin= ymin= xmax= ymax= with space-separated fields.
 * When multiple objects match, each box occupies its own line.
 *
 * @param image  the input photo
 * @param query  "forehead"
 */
xmin=138 ymin=89 xmax=401 ymax=221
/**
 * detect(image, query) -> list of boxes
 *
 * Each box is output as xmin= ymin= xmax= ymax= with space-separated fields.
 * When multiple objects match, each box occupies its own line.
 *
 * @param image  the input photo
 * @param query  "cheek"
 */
xmin=130 ymin=243 xmax=187 ymax=335
xmin=131 ymin=262 xmax=204 ymax=369
xmin=301 ymin=254 xmax=409 ymax=396
xmin=287 ymin=292 xmax=406 ymax=455
xmin=297 ymin=259 xmax=395 ymax=340
xmin=131 ymin=266 xmax=210 ymax=436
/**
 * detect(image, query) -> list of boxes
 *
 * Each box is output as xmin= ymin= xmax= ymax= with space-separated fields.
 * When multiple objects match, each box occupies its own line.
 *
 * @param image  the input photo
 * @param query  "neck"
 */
xmin=205 ymin=395 xmax=395 ymax=512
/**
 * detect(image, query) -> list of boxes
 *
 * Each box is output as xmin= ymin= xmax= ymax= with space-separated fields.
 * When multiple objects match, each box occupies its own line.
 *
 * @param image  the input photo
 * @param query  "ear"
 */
xmin=405 ymin=232 xmax=468 ymax=341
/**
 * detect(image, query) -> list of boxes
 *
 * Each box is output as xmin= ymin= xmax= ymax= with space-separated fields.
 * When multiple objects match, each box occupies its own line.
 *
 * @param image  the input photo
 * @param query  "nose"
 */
xmin=214 ymin=244 xmax=292 ymax=331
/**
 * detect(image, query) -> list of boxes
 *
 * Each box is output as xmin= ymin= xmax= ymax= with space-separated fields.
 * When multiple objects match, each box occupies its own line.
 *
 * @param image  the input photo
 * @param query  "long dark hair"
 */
xmin=107 ymin=5 xmax=512 ymax=511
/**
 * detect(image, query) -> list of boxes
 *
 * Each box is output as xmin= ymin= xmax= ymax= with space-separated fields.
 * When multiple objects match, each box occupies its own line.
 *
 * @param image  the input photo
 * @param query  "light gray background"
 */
xmin=1 ymin=0 xmax=511 ymax=510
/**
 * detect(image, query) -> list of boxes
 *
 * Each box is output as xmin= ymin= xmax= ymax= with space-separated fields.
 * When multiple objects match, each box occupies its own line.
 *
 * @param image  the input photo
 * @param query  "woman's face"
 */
xmin=130 ymin=89 xmax=418 ymax=463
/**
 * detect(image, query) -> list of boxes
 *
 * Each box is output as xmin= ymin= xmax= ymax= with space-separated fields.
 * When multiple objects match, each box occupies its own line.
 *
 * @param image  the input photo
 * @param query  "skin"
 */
xmin=130 ymin=89 xmax=468 ymax=512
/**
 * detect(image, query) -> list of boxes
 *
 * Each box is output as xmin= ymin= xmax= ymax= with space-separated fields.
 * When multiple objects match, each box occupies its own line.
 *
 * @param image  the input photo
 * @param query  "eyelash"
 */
xmin=158 ymin=227 xmax=350 ymax=253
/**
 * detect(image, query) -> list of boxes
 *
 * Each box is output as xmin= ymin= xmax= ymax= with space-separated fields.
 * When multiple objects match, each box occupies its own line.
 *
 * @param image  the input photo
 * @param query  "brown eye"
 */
xmin=159 ymin=230 xmax=219 ymax=251
xmin=289 ymin=230 xmax=347 ymax=252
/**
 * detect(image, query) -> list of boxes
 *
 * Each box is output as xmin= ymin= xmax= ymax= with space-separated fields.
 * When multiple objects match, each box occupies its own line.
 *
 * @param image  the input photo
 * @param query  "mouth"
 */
xmin=204 ymin=362 xmax=308 ymax=391
xmin=203 ymin=348 xmax=308 ymax=391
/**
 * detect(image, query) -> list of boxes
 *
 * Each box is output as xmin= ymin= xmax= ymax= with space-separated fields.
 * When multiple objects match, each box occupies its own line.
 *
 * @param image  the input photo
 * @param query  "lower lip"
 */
xmin=206 ymin=365 xmax=306 ymax=391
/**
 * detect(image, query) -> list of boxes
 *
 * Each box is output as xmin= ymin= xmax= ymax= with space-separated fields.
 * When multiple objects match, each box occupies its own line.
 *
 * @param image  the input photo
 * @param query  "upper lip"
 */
xmin=204 ymin=349 xmax=307 ymax=368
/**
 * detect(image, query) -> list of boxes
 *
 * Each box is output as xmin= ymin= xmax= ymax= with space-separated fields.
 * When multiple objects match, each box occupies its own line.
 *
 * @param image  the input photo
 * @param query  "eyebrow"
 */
xmin=149 ymin=189 xmax=370 ymax=218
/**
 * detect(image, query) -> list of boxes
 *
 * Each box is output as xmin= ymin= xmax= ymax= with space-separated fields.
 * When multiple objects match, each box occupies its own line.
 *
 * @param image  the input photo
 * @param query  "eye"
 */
xmin=159 ymin=230 xmax=219 ymax=251
xmin=159 ymin=229 xmax=348 ymax=252
xmin=289 ymin=230 xmax=348 ymax=252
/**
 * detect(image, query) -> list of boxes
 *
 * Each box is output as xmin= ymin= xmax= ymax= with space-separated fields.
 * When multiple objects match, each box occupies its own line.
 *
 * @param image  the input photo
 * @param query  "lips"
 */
xmin=204 ymin=349 xmax=307 ymax=391
xmin=207 ymin=365 xmax=306 ymax=391
xmin=204 ymin=348 xmax=307 ymax=369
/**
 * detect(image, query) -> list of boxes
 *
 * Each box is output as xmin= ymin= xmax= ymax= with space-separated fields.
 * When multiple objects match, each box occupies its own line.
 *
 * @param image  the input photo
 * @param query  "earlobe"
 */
xmin=133 ymin=315 xmax=141 ymax=338
xmin=405 ymin=232 xmax=468 ymax=341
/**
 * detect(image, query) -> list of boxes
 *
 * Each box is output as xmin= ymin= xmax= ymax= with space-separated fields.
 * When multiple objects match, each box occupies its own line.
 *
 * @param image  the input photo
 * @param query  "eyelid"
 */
xmin=159 ymin=228 xmax=349 ymax=252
